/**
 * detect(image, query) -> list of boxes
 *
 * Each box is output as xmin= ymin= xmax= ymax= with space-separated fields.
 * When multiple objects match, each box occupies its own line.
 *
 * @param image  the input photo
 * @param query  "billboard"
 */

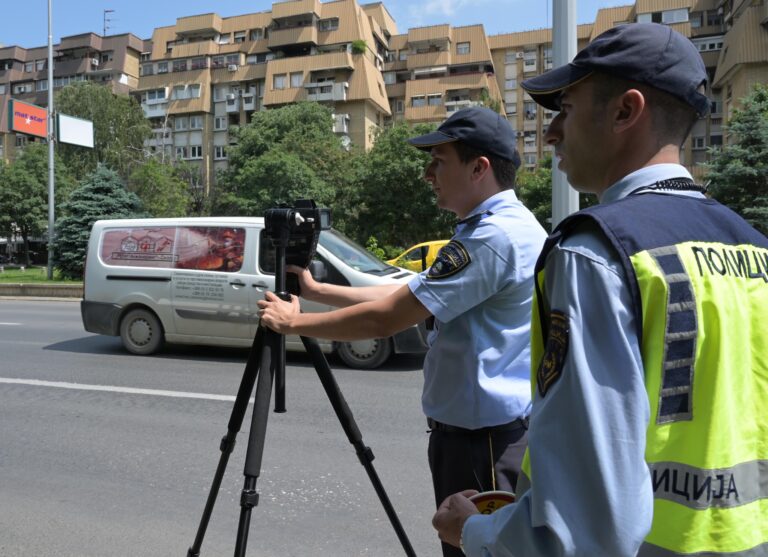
xmin=57 ymin=113 xmax=94 ymax=148
xmin=8 ymin=99 xmax=48 ymax=139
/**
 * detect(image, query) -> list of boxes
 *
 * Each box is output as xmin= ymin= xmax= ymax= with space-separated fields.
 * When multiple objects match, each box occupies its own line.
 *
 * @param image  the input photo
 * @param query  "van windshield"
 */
xmin=319 ymin=230 xmax=398 ymax=275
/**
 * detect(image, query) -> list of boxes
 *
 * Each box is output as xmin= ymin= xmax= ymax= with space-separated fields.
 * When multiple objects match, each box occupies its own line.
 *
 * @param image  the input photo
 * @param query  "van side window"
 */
xmin=100 ymin=226 xmax=245 ymax=272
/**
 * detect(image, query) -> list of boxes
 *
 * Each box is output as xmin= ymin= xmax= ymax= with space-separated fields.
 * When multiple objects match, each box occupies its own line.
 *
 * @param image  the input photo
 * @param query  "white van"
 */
xmin=80 ymin=217 xmax=428 ymax=369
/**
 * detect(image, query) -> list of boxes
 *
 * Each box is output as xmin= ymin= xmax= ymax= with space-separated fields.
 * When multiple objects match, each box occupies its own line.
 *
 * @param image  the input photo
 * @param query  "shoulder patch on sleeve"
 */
xmin=537 ymin=310 xmax=569 ymax=397
xmin=426 ymin=240 xmax=471 ymax=279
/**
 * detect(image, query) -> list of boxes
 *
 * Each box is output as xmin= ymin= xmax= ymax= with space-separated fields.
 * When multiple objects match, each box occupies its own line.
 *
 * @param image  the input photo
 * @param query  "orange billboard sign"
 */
xmin=8 ymin=99 xmax=48 ymax=139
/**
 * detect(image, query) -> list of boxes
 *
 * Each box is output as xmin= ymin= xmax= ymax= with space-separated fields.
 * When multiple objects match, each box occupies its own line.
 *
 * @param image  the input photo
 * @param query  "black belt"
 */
xmin=427 ymin=417 xmax=529 ymax=434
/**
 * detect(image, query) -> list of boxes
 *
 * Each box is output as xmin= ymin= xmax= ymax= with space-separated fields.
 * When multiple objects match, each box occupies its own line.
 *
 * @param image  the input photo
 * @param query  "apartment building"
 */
xmin=0 ymin=32 xmax=145 ymax=161
xmin=134 ymin=0 xmax=396 ymax=191
xmin=1 ymin=0 xmax=765 ymax=191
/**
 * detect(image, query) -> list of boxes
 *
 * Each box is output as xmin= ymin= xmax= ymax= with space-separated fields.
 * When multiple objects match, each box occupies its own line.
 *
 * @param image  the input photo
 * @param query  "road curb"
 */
xmin=0 ymin=284 xmax=83 ymax=298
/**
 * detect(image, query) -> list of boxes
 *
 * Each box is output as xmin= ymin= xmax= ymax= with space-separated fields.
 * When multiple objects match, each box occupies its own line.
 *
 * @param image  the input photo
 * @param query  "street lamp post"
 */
xmin=46 ymin=0 xmax=55 ymax=279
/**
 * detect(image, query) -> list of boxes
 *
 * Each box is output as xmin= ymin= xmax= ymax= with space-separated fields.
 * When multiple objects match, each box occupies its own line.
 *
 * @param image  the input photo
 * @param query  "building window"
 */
xmin=505 ymin=50 xmax=516 ymax=64
xmin=290 ymin=71 xmax=303 ymax=88
xmin=456 ymin=42 xmax=470 ymax=55
xmin=710 ymin=100 xmax=722 ymax=115
xmin=662 ymin=8 xmax=689 ymax=24
xmin=506 ymin=102 xmax=517 ymax=115
xmin=175 ymin=146 xmax=188 ymax=159
xmin=141 ymin=64 xmax=153 ymax=76
xmin=189 ymin=84 xmax=201 ymax=98
xmin=0 ymin=85 xmax=5 ymax=95
xmin=383 ymin=72 xmax=396 ymax=85
xmin=690 ymin=12 xmax=702 ymax=28
xmin=218 ymin=34 xmax=231 ymax=45
xmin=190 ymin=145 xmax=203 ymax=159
xmin=273 ymin=74 xmax=286 ymax=90
xmin=215 ymin=145 xmax=227 ymax=159
xmin=226 ymin=54 xmax=240 ymax=65
xmin=707 ymin=11 xmax=723 ymax=26
xmin=190 ymin=115 xmax=203 ymax=130
xmin=172 ymin=59 xmax=188 ymax=72
xmin=234 ymin=31 xmax=246 ymax=43
xmin=25 ymin=62 xmax=33 ymax=72
xmin=250 ymin=28 xmax=263 ymax=41
xmin=157 ymin=62 xmax=168 ymax=74
xmin=395 ymin=99 xmax=405 ymax=113
xmin=145 ymin=88 xmax=166 ymax=102
xmin=399 ymin=50 xmax=407 ymax=61
xmin=190 ymin=57 xmax=206 ymax=70
xmin=710 ymin=135 xmax=723 ymax=147
xmin=140 ymin=52 xmax=151 ymax=61
xmin=524 ymin=154 xmax=537 ymax=166
xmin=36 ymin=59 xmax=45 ymax=71
xmin=411 ymin=95 xmax=426 ymax=107
xmin=16 ymin=135 xmax=28 ymax=148
xmin=175 ymin=117 xmax=188 ymax=131
xmin=427 ymin=93 xmax=442 ymax=106
xmin=35 ymin=79 xmax=48 ymax=91
xmin=524 ymin=101 xmax=537 ymax=120
xmin=214 ymin=116 xmax=227 ymax=130
xmin=505 ymin=79 xmax=517 ymax=90
xmin=318 ymin=18 xmax=339 ymax=31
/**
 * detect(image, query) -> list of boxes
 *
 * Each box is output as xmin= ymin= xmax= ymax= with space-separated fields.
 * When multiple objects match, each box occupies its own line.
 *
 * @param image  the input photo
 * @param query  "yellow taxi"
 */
xmin=387 ymin=240 xmax=449 ymax=272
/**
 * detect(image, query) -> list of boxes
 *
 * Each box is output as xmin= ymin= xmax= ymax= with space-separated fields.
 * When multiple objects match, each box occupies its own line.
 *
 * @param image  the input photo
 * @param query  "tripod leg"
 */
xmin=300 ymin=335 xmax=417 ymax=557
xmin=233 ymin=327 xmax=280 ymax=557
xmin=187 ymin=327 xmax=265 ymax=557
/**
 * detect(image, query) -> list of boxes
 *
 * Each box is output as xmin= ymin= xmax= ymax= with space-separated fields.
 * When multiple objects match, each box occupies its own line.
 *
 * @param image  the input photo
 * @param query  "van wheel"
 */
xmin=337 ymin=338 xmax=392 ymax=369
xmin=120 ymin=308 xmax=164 ymax=355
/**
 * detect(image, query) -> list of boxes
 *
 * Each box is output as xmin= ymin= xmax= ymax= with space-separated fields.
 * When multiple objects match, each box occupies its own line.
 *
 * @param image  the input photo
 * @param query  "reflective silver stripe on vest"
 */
xmin=639 ymin=539 xmax=768 ymax=557
xmin=648 ymin=246 xmax=698 ymax=424
xmin=649 ymin=459 xmax=768 ymax=509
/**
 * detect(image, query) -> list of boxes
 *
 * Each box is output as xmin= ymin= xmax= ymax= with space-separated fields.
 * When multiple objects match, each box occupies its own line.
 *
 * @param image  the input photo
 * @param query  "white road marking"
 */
xmin=0 ymin=322 xmax=21 ymax=325
xmin=0 ymin=377 xmax=249 ymax=403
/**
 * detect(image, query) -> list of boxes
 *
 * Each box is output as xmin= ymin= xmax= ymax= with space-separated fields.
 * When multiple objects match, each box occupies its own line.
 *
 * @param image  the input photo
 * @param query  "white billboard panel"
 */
xmin=57 ymin=113 xmax=94 ymax=148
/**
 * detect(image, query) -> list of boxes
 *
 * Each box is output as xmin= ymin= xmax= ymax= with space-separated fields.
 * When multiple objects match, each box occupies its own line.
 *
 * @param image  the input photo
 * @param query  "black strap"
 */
xmin=634 ymin=178 xmax=707 ymax=194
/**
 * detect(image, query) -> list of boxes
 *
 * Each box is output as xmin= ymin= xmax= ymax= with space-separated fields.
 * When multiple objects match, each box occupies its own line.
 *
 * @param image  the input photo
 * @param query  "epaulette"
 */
xmin=456 ymin=210 xmax=493 ymax=228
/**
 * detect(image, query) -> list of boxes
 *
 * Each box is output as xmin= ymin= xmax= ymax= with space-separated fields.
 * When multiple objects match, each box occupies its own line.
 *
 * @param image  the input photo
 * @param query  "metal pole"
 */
xmin=47 ymin=0 xmax=55 ymax=279
xmin=551 ymin=0 xmax=580 ymax=228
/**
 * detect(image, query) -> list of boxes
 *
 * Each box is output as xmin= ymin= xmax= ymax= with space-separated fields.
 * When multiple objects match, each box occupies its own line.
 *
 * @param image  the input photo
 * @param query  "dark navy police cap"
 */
xmin=407 ymin=106 xmax=521 ymax=168
xmin=521 ymin=23 xmax=710 ymax=116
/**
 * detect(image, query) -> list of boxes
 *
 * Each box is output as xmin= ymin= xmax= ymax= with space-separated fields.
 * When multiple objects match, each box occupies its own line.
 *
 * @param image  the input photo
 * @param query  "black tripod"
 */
xmin=187 ymin=228 xmax=416 ymax=557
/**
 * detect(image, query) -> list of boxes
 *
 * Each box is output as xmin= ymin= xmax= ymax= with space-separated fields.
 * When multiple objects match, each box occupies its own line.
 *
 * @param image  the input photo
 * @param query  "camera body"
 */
xmin=264 ymin=200 xmax=331 ymax=295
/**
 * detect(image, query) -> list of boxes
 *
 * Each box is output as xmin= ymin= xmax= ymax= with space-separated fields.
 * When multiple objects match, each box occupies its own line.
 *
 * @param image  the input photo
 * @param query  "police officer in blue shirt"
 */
xmin=258 ymin=106 xmax=547 ymax=557
xmin=433 ymin=23 xmax=768 ymax=557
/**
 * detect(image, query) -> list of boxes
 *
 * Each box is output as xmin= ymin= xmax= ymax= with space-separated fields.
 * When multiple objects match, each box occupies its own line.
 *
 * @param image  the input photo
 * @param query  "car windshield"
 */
xmin=318 ymin=229 xmax=398 ymax=275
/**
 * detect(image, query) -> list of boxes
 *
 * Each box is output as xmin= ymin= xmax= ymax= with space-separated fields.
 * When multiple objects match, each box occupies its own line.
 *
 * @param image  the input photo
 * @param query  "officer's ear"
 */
xmin=471 ymin=156 xmax=492 ymax=180
xmin=613 ymin=89 xmax=645 ymax=134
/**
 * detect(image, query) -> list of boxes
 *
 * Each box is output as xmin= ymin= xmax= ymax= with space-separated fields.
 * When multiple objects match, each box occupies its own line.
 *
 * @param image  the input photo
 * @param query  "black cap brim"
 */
xmin=407 ymin=130 xmax=458 ymax=151
xmin=521 ymin=64 xmax=593 ymax=111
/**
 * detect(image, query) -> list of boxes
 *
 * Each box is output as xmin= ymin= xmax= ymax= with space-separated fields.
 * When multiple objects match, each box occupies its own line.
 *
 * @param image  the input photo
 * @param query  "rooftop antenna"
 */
xmin=103 ymin=9 xmax=115 ymax=36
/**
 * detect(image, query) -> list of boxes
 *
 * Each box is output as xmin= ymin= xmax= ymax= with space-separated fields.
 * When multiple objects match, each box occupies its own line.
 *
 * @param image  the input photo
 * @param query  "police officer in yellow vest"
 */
xmin=432 ymin=22 xmax=768 ymax=556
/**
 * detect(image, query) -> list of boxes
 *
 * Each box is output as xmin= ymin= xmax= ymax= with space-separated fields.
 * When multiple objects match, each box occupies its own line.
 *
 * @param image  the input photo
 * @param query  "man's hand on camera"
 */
xmin=257 ymin=291 xmax=300 ymax=334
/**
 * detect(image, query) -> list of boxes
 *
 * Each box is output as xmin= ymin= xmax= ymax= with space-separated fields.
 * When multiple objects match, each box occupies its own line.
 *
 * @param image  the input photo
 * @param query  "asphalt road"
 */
xmin=0 ymin=299 xmax=439 ymax=557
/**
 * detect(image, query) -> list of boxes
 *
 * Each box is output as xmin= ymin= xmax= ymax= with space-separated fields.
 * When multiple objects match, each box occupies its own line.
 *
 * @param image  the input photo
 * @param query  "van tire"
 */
xmin=120 ymin=308 xmax=164 ymax=355
xmin=336 ymin=338 xmax=392 ymax=369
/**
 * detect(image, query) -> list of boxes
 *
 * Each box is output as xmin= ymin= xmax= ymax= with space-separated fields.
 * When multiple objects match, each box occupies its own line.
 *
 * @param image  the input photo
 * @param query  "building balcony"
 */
xmin=242 ymin=94 xmax=257 ymax=111
xmin=268 ymin=26 xmax=318 ymax=49
xmin=225 ymin=95 xmax=239 ymax=112
xmin=305 ymin=81 xmax=348 ymax=102
xmin=445 ymin=99 xmax=479 ymax=113
xmin=142 ymin=102 xmax=167 ymax=118
xmin=407 ymin=50 xmax=451 ymax=71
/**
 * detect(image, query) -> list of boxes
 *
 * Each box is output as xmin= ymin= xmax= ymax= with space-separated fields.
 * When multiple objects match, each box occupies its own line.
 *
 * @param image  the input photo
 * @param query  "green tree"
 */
xmin=517 ymin=156 xmax=597 ymax=232
xmin=127 ymin=158 xmax=191 ymax=217
xmin=55 ymin=165 xmax=146 ymax=279
xmin=55 ymin=81 xmax=152 ymax=181
xmin=705 ymin=84 xmax=768 ymax=235
xmin=352 ymin=122 xmax=455 ymax=249
xmin=213 ymin=102 xmax=353 ymax=220
xmin=0 ymin=143 xmax=75 ymax=265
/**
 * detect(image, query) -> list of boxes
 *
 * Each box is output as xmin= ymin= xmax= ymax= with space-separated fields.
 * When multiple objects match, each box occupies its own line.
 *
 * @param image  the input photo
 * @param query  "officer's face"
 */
xmin=424 ymin=143 xmax=475 ymax=218
xmin=544 ymin=78 xmax=613 ymax=194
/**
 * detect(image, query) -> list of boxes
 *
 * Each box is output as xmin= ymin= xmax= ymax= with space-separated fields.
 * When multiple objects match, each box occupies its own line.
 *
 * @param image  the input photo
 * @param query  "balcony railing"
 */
xmin=305 ymin=81 xmax=348 ymax=102
xmin=268 ymin=25 xmax=318 ymax=49
xmin=142 ymin=103 xmax=167 ymax=118
xmin=333 ymin=113 xmax=349 ymax=134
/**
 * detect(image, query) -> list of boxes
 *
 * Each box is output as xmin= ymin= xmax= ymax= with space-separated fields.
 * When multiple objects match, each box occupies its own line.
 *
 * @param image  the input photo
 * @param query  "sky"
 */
xmin=1 ymin=0 xmax=632 ymax=48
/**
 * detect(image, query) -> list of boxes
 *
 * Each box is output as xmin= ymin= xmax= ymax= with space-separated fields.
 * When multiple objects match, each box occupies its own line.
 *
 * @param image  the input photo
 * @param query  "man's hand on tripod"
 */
xmin=258 ymin=291 xmax=300 ymax=334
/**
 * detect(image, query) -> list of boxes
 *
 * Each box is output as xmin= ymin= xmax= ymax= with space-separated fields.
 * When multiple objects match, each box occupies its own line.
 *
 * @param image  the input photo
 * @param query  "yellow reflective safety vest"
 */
xmin=525 ymin=192 xmax=768 ymax=556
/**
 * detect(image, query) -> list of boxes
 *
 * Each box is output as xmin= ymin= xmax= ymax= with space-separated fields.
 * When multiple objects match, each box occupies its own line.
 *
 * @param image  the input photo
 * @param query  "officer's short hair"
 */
xmin=452 ymin=141 xmax=517 ymax=191
xmin=590 ymin=73 xmax=699 ymax=147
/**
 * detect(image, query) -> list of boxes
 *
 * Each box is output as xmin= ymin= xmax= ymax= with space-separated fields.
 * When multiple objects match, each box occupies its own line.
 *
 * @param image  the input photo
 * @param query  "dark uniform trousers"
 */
xmin=428 ymin=417 xmax=529 ymax=557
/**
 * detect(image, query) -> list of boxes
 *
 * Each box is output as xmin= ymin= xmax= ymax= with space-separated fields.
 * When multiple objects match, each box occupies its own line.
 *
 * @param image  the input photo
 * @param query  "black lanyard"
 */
xmin=632 ymin=177 xmax=707 ymax=195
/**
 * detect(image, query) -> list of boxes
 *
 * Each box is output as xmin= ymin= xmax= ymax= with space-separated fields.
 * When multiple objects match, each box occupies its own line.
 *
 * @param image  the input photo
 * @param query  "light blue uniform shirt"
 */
xmin=461 ymin=164 xmax=704 ymax=556
xmin=408 ymin=189 xmax=546 ymax=429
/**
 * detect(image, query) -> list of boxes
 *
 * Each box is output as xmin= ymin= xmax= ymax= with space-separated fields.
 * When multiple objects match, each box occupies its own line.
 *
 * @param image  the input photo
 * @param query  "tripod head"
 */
xmin=264 ymin=200 xmax=331 ymax=296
